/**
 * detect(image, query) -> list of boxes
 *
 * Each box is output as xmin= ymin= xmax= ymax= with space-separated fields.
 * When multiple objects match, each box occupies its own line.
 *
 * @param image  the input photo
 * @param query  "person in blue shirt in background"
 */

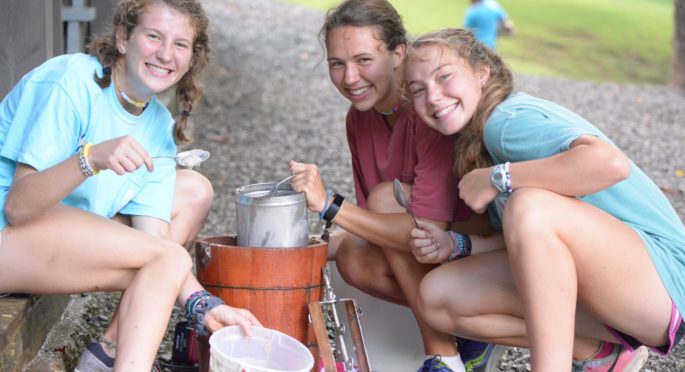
xmin=464 ymin=0 xmax=515 ymax=50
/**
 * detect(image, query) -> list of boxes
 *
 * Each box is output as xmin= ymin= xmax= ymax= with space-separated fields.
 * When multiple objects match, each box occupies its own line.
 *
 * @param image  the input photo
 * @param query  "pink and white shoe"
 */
xmin=572 ymin=342 xmax=649 ymax=372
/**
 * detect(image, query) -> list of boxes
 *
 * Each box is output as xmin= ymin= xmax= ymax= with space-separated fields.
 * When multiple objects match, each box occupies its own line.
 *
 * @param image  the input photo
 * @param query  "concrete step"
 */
xmin=0 ymin=295 xmax=69 ymax=372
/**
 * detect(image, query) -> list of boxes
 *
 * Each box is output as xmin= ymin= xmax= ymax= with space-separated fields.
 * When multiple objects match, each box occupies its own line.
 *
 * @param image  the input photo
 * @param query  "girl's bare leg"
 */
xmin=335 ymin=233 xmax=407 ymax=304
xmin=336 ymin=182 xmax=457 ymax=356
xmin=503 ymin=188 xmax=671 ymax=370
xmin=418 ymin=249 xmax=611 ymax=360
xmin=0 ymin=206 xmax=191 ymax=372
xmin=100 ymin=170 xmax=214 ymax=357
xmin=168 ymin=169 xmax=214 ymax=249
xmin=418 ymin=250 xmax=527 ymax=346
xmin=419 ymin=231 xmax=668 ymax=365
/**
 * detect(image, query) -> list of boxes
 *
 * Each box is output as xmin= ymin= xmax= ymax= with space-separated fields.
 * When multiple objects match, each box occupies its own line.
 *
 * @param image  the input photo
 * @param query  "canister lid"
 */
xmin=235 ymin=182 xmax=305 ymax=206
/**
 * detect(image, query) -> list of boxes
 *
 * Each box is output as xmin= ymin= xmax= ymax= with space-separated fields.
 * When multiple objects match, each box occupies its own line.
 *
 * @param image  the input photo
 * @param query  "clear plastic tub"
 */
xmin=209 ymin=326 xmax=314 ymax=372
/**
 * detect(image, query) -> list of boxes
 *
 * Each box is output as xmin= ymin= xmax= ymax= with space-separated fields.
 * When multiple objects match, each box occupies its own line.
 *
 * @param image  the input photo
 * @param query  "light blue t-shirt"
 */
xmin=464 ymin=0 xmax=508 ymax=50
xmin=483 ymin=92 xmax=685 ymax=317
xmin=0 ymin=53 xmax=178 ymax=229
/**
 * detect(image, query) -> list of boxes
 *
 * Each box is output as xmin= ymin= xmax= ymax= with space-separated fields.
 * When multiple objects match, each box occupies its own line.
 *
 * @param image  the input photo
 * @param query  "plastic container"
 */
xmin=209 ymin=326 xmax=314 ymax=372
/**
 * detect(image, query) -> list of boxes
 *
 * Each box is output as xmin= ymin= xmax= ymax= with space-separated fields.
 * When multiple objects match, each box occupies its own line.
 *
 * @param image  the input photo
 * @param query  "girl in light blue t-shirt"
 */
xmin=404 ymin=28 xmax=685 ymax=371
xmin=0 ymin=1 xmax=260 ymax=370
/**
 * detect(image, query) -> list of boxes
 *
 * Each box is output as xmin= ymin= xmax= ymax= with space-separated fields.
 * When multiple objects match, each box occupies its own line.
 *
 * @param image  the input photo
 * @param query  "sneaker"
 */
xmin=456 ymin=338 xmax=506 ymax=372
xmin=74 ymin=342 xmax=114 ymax=372
xmin=74 ymin=341 xmax=163 ymax=372
xmin=418 ymin=355 xmax=455 ymax=372
xmin=572 ymin=343 xmax=649 ymax=372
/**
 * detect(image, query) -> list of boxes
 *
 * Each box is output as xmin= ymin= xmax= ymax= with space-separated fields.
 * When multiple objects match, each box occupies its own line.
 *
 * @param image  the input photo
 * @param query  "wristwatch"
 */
xmin=490 ymin=162 xmax=512 ymax=194
xmin=323 ymin=193 xmax=345 ymax=223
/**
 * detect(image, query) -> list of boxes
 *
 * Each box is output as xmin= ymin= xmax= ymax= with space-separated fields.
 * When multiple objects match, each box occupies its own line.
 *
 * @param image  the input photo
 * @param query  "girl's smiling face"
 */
xmin=116 ymin=2 xmax=196 ymax=101
xmin=405 ymin=44 xmax=489 ymax=135
xmin=326 ymin=25 xmax=404 ymax=113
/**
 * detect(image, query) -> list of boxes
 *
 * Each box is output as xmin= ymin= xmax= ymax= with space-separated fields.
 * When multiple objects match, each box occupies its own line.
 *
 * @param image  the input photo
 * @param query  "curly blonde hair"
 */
xmin=86 ymin=0 xmax=210 ymax=144
xmin=405 ymin=28 xmax=513 ymax=177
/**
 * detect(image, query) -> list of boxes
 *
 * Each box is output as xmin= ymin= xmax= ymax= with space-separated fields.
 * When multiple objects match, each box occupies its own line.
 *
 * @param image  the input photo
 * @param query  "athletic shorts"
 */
xmin=606 ymin=302 xmax=684 ymax=355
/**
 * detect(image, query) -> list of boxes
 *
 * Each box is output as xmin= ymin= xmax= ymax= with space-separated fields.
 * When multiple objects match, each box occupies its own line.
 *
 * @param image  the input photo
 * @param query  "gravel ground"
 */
xmin=29 ymin=0 xmax=685 ymax=371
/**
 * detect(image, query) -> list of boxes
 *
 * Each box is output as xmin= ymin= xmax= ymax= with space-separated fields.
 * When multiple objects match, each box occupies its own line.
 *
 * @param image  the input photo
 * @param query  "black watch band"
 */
xmin=323 ymin=194 xmax=345 ymax=223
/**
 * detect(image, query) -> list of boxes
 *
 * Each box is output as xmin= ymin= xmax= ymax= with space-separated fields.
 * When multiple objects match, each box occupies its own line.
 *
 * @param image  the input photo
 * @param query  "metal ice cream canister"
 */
xmin=235 ymin=182 xmax=309 ymax=248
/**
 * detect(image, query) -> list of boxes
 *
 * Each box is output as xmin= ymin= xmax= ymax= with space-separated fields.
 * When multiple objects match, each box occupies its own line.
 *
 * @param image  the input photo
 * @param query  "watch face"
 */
xmin=490 ymin=166 xmax=507 ymax=192
xmin=492 ymin=171 xmax=504 ymax=183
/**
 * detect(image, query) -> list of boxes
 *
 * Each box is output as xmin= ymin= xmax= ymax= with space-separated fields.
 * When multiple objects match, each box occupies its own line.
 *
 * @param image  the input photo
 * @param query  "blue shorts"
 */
xmin=606 ymin=302 xmax=684 ymax=355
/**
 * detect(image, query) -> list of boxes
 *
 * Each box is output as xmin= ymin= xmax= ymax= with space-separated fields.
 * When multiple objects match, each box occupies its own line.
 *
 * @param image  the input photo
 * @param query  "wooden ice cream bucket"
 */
xmin=194 ymin=236 xmax=327 ymax=371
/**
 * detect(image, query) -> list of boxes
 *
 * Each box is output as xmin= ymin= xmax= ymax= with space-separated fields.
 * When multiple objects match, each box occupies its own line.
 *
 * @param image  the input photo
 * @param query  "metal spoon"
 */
xmin=259 ymin=174 xmax=295 ymax=198
xmin=153 ymin=149 xmax=210 ymax=168
xmin=392 ymin=178 xmax=418 ymax=227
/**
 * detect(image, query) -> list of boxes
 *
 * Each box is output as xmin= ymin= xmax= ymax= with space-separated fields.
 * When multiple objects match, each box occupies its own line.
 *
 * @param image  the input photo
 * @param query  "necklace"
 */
xmin=377 ymin=103 xmax=400 ymax=116
xmin=113 ymin=72 xmax=149 ymax=109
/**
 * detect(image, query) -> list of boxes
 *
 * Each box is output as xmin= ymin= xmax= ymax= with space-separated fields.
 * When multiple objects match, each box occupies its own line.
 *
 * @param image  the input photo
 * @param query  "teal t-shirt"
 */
xmin=0 ymin=53 xmax=177 ymax=228
xmin=483 ymin=92 xmax=685 ymax=316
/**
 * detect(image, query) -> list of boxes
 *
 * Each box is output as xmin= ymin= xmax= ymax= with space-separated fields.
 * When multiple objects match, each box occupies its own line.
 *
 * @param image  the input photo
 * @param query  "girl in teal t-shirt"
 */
xmin=0 ymin=1 xmax=260 ymax=370
xmin=404 ymin=28 xmax=685 ymax=371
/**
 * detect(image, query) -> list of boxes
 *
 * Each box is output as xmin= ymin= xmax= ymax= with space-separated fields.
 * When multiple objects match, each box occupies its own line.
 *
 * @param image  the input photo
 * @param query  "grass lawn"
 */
xmin=279 ymin=0 xmax=674 ymax=84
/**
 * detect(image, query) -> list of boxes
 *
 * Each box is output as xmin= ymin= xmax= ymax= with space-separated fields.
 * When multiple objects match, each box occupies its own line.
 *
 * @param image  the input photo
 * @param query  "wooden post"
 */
xmin=62 ymin=0 xmax=96 ymax=54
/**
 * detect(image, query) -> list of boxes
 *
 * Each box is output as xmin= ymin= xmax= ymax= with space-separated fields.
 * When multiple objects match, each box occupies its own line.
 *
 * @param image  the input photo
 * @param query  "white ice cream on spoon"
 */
xmin=154 ymin=149 xmax=210 ymax=168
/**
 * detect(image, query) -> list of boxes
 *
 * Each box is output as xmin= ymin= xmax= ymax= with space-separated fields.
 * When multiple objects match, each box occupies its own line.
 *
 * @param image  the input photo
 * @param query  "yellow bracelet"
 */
xmin=79 ymin=143 xmax=99 ymax=176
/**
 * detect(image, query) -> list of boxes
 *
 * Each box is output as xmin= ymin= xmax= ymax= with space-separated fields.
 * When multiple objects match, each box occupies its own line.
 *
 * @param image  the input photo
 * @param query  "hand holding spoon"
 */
xmin=153 ymin=149 xmax=210 ymax=168
xmin=392 ymin=178 xmax=418 ymax=227
xmin=258 ymin=175 xmax=295 ymax=198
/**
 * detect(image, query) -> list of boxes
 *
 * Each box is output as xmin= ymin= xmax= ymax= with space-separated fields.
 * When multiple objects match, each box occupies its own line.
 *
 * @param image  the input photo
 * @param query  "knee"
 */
xmin=335 ymin=243 xmax=365 ymax=287
xmin=335 ymin=240 xmax=378 ymax=289
xmin=417 ymin=267 xmax=471 ymax=330
xmin=417 ymin=269 xmax=451 ymax=317
xmin=158 ymin=242 xmax=193 ymax=277
xmin=367 ymin=181 xmax=405 ymax=213
xmin=502 ymin=188 xmax=555 ymax=243
xmin=176 ymin=169 xmax=214 ymax=212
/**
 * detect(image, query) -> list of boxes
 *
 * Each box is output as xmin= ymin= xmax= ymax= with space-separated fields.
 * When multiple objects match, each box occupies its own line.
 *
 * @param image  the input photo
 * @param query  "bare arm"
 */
xmin=508 ymin=135 xmax=630 ymax=195
xmin=499 ymin=19 xmax=515 ymax=36
xmin=410 ymin=220 xmax=505 ymax=264
xmin=289 ymin=161 xmax=448 ymax=252
xmin=5 ymin=160 xmax=86 ymax=225
xmin=459 ymin=135 xmax=630 ymax=213
xmin=4 ymin=136 xmax=154 ymax=226
xmin=327 ymin=201 xmax=448 ymax=252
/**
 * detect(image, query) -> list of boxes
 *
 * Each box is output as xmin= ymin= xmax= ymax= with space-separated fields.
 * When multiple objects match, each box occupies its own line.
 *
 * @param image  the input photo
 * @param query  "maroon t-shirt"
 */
xmin=346 ymin=106 xmax=471 ymax=222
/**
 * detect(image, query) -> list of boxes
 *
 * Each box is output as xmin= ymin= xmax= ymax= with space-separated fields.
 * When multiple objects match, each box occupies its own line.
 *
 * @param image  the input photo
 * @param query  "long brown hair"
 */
xmin=406 ymin=28 xmax=513 ymax=177
xmin=319 ymin=0 xmax=408 ymax=53
xmin=86 ymin=0 xmax=210 ymax=144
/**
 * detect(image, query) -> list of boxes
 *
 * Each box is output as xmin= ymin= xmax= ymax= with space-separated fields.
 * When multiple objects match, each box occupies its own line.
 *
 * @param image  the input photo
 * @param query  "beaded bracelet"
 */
xmin=78 ymin=143 xmax=99 ymax=176
xmin=443 ymin=231 xmax=472 ymax=264
xmin=185 ymin=290 xmax=225 ymax=336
